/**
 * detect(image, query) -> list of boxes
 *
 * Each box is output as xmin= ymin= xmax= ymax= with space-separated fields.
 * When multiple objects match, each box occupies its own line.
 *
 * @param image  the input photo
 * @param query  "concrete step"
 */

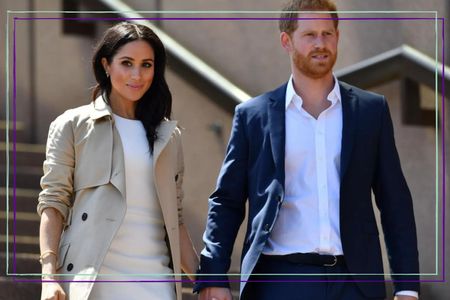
xmin=0 ymin=188 xmax=40 ymax=213
xmin=0 ymin=211 xmax=40 ymax=237
xmin=0 ymin=120 xmax=28 ymax=143
xmin=0 ymin=142 xmax=45 ymax=167
xmin=0 ymin=278 xmax=219 ymax=300
xmin=0 ymin=251 xmax=41 ymax=275
xmin=0 ymin=278 xmax=218 ymax=300
xmin=0 ymin=165 xmax=42 ymax=190
xmin=0 ymin=277 xmax=41 ymax=300
xmin=0 ymin=278 xmax=209 ymax=300
xmin=0 ymin=234 xmax=40 ymax=261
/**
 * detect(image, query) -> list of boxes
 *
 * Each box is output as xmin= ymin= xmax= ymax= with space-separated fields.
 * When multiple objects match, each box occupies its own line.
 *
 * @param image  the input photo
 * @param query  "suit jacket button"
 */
xmin=82 ymin=213 xmax=88 ymax=221
xmin=175 ymin=174 xmax=179 ymax=181
xmin=67 ymin=263 xmax=73 ymax=271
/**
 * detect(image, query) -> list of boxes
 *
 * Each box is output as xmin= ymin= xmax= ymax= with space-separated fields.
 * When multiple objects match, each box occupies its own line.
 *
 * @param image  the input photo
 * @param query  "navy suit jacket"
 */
xmin=195 ymin=82 xmax=420 ymax=298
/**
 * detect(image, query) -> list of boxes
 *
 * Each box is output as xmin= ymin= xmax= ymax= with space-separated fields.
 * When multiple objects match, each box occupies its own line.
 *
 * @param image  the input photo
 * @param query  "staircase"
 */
xmin=0 ymin=120 xmax=223 ymax=299
xmin=0 ymin=120 xmax=43 ymax=299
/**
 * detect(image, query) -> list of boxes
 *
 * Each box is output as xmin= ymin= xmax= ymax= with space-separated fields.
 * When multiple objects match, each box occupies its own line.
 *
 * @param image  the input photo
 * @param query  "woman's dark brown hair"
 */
xmin=92 ymin=22 xmax=172 ymax=153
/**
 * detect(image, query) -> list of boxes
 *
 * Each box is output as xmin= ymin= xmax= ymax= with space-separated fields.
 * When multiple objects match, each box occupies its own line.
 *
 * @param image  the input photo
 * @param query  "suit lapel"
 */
xmin=339 ymin=82 xmax=358 ymax=181
xmin=268 ymin=84 xmax=287 ymax=177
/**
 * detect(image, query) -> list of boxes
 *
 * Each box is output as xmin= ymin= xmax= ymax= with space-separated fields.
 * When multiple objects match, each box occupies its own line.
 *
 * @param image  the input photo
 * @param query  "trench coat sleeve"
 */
xmin=37 ymin=114 xmax=75 ymax=223
xmin=174 ymin=128 xmax=185 ymax=225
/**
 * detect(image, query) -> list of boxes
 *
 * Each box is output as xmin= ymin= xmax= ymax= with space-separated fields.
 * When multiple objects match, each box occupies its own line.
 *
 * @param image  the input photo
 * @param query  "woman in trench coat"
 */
xmin=38 ymin=22 xmax=198 ymax=300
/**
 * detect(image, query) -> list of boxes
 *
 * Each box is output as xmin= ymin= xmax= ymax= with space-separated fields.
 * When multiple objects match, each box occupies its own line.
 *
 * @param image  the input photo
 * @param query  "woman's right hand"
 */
xmin=41 ymin=279 xmax=66 ymax=300
xmin=40 ymin=208 xmax=66 ymax=299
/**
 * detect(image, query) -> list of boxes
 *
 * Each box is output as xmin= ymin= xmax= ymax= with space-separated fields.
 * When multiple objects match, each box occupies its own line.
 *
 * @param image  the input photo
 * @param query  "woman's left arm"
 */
xmin=174 ymin=129 xmax=199 ymax=281
xmin=179 ymin=223 xmax=199 ymax=281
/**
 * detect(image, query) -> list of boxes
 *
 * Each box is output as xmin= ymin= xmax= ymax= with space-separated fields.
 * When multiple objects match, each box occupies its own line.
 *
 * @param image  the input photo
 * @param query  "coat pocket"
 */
xmin=57 ymin=243 xmax=70 ymax=271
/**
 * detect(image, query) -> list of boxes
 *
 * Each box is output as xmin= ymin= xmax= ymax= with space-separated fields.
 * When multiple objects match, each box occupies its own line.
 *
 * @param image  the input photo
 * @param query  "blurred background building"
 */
xmin=1 ymin=0 xmax=449 ymax=299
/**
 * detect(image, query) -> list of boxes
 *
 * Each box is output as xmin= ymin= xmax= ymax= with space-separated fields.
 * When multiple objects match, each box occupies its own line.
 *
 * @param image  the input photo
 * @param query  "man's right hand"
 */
xmin=199 ymin=287 xmax=233 ymax=300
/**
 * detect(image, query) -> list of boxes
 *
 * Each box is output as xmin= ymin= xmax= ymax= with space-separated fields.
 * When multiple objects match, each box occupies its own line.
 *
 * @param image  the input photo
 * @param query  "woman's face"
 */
xmin=102 ymin=40 xmax=155 ymax=105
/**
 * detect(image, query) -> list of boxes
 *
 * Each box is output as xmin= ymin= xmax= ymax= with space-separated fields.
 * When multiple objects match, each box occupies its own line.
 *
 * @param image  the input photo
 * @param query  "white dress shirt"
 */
xmin=262 ymin=75 xmax=418 ymax=299
xmin=264 ymin=75 xmax=343 ymax=256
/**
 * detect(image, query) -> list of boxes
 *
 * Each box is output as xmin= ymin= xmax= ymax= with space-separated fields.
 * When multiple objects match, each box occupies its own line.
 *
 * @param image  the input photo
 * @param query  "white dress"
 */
xmin=89 ymin=114 xmax=176 ymax=300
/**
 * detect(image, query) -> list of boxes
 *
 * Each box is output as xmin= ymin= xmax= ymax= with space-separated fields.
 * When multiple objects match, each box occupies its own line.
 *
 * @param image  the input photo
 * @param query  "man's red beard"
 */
xmin=293 ymin=49 xmax=337 ymax=79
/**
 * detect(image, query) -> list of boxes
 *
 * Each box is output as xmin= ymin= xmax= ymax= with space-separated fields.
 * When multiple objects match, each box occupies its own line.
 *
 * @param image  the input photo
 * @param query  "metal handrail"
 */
xmin=95 ymin=2 xmax=449 ymax=103
xmin=98 ymin=0 xmax=252 ymax=104
xmin=336 ymin=44 xmax=450 ymax=80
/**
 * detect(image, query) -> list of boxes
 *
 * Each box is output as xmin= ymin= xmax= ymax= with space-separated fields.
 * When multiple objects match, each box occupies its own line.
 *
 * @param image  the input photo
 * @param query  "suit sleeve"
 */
xmin=194 ymin=105 xmax=248 ymax=292
xmin=372 ymin=98 xmax=420 ymax=293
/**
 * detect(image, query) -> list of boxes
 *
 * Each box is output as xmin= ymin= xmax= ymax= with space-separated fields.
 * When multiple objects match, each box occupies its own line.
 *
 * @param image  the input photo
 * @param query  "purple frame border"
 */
xmin=8 ymin=16 xmax=446 ymax=285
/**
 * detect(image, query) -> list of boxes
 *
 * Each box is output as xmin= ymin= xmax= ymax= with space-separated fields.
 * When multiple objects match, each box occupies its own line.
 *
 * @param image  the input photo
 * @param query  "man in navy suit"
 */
xmin=195 ymin=1 xmax=420 ymax=299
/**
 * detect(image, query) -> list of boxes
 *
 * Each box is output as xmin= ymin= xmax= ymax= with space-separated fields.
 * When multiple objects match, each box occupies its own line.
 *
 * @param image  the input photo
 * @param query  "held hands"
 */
xmin=394 ymin=296 xmax=418 ymax=300
xmin=199 ymin=287 xmax=233 ymax=300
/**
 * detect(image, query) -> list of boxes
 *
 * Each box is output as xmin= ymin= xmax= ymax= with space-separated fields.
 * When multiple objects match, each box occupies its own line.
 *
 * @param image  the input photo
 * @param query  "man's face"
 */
xmin=283 ymin=13 xmax=339 ymax=79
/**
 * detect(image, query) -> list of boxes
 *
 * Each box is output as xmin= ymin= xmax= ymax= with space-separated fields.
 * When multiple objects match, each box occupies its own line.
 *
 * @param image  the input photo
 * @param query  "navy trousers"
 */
xmin=241 ymin=255 xmax=385 ymax=300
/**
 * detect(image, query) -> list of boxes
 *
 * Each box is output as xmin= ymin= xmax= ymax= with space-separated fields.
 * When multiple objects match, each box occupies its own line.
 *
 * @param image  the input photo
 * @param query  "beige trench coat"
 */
xmin=37 ymin=96 xmax=184 ymax=300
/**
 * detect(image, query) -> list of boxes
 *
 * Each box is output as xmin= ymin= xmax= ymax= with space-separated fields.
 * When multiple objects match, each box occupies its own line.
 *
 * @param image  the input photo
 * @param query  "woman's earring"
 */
xmin=105 ymin=71 xmax=110 ymax=78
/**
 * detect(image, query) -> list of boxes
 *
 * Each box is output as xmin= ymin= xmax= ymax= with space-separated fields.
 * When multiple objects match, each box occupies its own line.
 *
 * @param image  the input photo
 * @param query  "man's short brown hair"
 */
xmin=279 ymin=0 xmax=339 ymax=35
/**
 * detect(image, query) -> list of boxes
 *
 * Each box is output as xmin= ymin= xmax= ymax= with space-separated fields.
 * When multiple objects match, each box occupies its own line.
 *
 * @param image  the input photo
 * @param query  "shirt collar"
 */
xmin=285 ymin=74 xmax=342 ymax=111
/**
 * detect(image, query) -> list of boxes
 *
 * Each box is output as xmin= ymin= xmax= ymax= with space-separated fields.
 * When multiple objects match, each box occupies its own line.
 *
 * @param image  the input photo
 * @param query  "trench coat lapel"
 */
xmin=109 ymin=119 xmax=179 ymax=199
xmin=110 ymin=128 xmax=126 ymax=199
xmin=153 ymin=120 xmax=178 ymax=164
xmin=90 ymin=96 xmax=127 ymax=198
